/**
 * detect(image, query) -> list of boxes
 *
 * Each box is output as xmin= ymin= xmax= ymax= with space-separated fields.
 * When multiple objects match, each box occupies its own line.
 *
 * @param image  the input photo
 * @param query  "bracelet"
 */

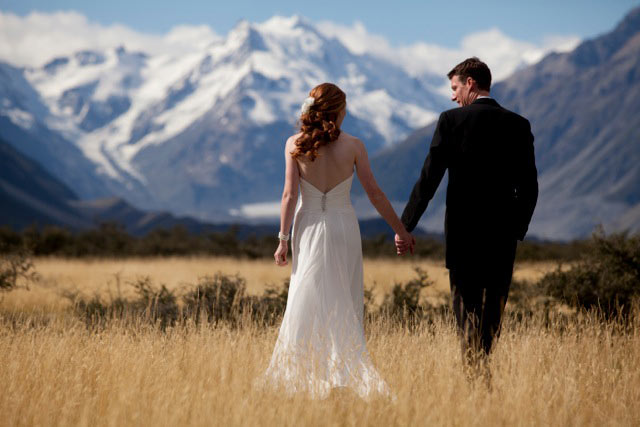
xmin=278 ymin=232 xmax=290 ymax=241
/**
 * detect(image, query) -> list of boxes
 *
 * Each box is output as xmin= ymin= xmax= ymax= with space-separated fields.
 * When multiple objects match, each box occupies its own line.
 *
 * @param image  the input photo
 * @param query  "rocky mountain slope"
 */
xmin=368 ymin=7 xmax=640 ymax=239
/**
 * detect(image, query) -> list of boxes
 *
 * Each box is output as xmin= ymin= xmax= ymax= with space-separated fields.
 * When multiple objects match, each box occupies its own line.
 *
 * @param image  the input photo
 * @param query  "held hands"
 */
xmin=394 ymin=231 xmax=415 ymax=256
xmin=274 ymin=240 xmax=288 ymax=266
xmin=277 ymin=231 xmax=413 ymax=261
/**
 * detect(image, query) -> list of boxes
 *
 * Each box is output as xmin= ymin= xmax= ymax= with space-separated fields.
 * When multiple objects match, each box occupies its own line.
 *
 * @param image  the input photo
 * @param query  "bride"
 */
xmin=262 ymin=83 xmax=414 ymax=399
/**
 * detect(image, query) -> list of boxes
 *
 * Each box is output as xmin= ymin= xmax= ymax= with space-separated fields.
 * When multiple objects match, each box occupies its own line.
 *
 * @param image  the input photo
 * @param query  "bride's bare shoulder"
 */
xmin=287 ymin=132 xmax=303 ymax=142
xmin=285 ymin=133 xmax=302 ymax=149
xmin=339 ymin=132 xmax=365 ymax=151
xmin=338 ymin=131 xmax=359 ymax=143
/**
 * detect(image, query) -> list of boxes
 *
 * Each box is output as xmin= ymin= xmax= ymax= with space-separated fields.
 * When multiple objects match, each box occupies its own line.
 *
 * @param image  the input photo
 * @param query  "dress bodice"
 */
xmin=298 ymin=174 xmax=353 ymax=213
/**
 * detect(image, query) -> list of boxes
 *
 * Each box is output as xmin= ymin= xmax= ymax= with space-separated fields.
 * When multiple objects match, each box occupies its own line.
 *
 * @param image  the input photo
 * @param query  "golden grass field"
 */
xmin=1 ymin=257 xmax=556 ymax=311
xmin=1 ymin=257 xmax=639 ymax=426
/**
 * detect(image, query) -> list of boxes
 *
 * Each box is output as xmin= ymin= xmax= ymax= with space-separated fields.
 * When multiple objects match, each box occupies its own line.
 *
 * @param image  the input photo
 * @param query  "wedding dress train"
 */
xmin=261 ymin=173 xmax=390 ymax=399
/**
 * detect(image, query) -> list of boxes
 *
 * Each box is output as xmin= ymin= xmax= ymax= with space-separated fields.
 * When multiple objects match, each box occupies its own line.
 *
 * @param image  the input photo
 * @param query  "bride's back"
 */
xmin=295 ymin=132 xmax=357 ymax=193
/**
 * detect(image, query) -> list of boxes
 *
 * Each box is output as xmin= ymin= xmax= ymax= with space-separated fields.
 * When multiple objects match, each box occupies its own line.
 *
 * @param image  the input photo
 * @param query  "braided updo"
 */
xmin=291 ymin=83 xmax=346 ymax=161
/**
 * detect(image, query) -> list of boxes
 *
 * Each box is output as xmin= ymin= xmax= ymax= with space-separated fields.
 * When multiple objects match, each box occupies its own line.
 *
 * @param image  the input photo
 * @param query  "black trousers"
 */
xmin=449 ymin=240 xmax=517 ymax=363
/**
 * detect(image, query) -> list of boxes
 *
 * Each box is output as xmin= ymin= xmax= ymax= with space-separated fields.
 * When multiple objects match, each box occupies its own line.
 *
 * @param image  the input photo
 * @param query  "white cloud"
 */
xmin=0 ymin=10 xmax=220 ymax=68
xmin=316 ymin=20 xmax=392 ymax=57
xmin=0 ymin=9 xmax=580 ymax=86
xmin=229 ymin=201 xmax=281 ymax=218
xmin=317 ymin=21 xmax=580 ymax=82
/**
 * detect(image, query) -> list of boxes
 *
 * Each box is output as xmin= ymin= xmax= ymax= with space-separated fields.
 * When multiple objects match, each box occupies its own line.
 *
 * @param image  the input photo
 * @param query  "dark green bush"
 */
xmin=377 ymin=267 xmax=449 ymax=327
xmin=63 ymin=269 xmax=452 ymax=330
xmin=65 ymin=276 xmax=179 ymax=329
xmin=243 ymin=280 xmax=289 ymax=326
xmin=0 ymin=222 xmax=588 ymax=261
xmin=65 ymin=272 xmax=290 ymax=329
xmin=0 ymin=226 xmax=23 ymax=252
xmin=182 ymin=273 xmax=248 ymax=325
xmin=503 ymin=278 xmax=555 ymax=320
xmin=515 ymin=239 xmax=589 ymax=262
xmin=130 ymin=277 xmax=180 ymax=327
xmin=379 ymin=267 xmax=432 ymax=318
xmin=540 ymin=229 xmax=640 ymax=317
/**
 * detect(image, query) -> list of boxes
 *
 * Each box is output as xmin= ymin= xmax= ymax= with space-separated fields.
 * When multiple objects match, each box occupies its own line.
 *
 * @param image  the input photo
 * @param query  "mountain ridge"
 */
xmin=1 ymin=16 xmax=447 ymax=221
xmin=368 ymin=6 xmax=640 ymax=239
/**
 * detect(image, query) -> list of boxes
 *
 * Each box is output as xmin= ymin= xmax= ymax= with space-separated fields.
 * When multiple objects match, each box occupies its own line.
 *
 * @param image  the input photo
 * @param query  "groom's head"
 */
xmin=447 ymin=57 xmax=491 ymax=106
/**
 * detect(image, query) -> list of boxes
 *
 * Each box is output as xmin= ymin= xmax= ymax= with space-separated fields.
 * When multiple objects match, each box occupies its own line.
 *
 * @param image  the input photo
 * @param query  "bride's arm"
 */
xmin=275 ymin=137 xmax=300 ymax=266
xmin=354 ymin=138 xmax=413 ymax=247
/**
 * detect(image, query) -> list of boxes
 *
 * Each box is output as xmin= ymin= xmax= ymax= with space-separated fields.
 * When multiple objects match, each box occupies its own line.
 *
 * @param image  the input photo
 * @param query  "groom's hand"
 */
xmin=395 ymin=236 xmax=412 ymax=255
xmin=395 ymin=233 xmax=415 ymax=256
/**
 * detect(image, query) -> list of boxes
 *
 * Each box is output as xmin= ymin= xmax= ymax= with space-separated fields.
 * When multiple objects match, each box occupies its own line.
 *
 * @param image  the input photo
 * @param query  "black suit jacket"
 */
xmin=401 ymin=98 xmax=538 ymax=270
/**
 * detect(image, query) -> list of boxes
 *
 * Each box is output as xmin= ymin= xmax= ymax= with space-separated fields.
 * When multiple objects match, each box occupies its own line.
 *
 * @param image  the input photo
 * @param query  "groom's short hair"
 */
xmin=447 ymin=57 xmax=492 ymax=91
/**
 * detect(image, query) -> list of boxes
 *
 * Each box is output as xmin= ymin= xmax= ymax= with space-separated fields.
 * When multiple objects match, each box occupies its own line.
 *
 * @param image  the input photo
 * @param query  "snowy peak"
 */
xmin=226 ymin=20 xmax=268 ymax=54
xmin=26 ymin=45 xmax=149 ymax=135
xmin=1 ymin=15 xmax=448 ymax=221
xmin=257 ymin=15 xmax=329 ymax=56
xmin=260 ymin=15 xmax=316 ymax=33
xmin=75 ymin=50 xmax=107 ymax=67
xmin=43 ymin=49 xmax=110 ymax=74
xmin=258 ymin=15 xmax=326 ymax=43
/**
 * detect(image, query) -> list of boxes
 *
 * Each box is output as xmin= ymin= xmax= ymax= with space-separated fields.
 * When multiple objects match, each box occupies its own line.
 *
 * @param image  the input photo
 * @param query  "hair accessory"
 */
xmin=300 ymin=96 xmax=315 ymax=115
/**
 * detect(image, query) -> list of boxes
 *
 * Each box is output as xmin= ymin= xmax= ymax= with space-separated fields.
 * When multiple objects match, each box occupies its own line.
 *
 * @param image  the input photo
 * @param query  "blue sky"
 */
xmin=2 ymin=0 xmax=638 ymax=47
xmin=1 ymin=0 xmax=638 ymax=81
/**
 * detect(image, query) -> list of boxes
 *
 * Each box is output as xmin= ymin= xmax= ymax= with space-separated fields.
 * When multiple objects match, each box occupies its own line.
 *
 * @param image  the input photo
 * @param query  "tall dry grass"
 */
xmin=1 ymin=309 xmax=639 ymax=426
xmin=1 ymin=257 xmax=638 ymax=426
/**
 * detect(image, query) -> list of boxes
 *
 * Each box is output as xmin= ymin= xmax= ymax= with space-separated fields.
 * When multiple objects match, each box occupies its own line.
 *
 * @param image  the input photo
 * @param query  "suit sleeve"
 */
xmin=514 ymin=119 xmax=538 ymax=240
xmin=401 ymin=112 xmax=450 ymax=232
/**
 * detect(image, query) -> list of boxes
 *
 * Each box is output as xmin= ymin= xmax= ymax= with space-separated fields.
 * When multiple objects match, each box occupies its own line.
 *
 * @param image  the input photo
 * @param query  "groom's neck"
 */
xmin=468 ymin=90 xmax=490 ymax=103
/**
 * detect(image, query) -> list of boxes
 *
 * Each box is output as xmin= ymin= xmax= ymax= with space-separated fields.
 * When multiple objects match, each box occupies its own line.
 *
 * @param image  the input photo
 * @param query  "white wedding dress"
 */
xmin=260 ymin=173 xmax=391 ymax=399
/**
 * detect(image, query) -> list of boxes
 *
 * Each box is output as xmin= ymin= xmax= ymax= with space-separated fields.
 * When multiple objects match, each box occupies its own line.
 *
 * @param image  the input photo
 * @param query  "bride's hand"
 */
xmin=395 ymin=231 xmax=415 ymax=255
xmin=274 ymin=241 xmax=288 ymax=266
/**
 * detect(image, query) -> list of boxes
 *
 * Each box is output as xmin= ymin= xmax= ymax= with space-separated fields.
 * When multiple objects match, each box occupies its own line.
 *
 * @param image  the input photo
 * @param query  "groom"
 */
xmin=396 ymin=57 xmax=538 ymax=369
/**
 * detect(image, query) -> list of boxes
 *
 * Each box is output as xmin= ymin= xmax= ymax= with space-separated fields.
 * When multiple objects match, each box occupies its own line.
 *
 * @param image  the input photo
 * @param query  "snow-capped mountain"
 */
xmin=2 ymin=16 xmax=447 ymax=220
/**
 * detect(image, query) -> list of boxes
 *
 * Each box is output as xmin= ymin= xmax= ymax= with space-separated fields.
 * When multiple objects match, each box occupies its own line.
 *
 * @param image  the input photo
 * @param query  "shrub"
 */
xmin=0 ymin=247 xmax=38 ymax=292
xmin=130 ymin=277 xmax=180 ymax=327
xmin=540 ymin=229 xmax=640 ymax=317
xmin=182 ymin=273 xmax=290 ymax=326
xmin=377 ymin=267 xmax=448 ymax=327
xmin=65 ymin=276 xmax=179 ymax=329
xmin=0 ymin=222 xmax=596 ymax=260
xmin=243 ymin=280 xmax=289 ymax=326
xmin=504 ymin=278 xmax=555 ymax=320
xmin=65 ymin=272 xmax=290 ymax=329
xmin=0 ymin=226 xmax=22 ymax=253
xmin=182 ymin=273 xmax=248 ymax=325
xmin=515 ymin=239 xmax=589 ymax=262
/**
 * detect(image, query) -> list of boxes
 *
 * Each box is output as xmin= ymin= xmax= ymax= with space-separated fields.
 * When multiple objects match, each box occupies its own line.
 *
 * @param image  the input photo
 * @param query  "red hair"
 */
xmin=291 ymin=83 xmax=346 ymax=161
